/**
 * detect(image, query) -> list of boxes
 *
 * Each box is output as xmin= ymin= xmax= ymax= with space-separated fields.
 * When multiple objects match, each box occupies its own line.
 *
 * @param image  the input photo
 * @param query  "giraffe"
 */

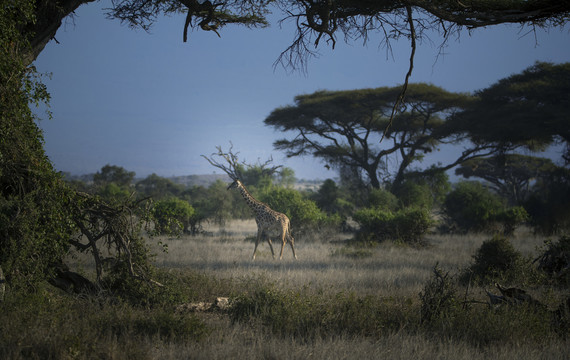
xmin=228 ymin=179 xmax=297 ymax=260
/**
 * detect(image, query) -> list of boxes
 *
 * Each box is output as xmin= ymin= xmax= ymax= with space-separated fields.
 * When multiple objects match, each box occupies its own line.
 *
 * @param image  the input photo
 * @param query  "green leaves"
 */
xmin=456 ymin=62 xmax=570 ymax=149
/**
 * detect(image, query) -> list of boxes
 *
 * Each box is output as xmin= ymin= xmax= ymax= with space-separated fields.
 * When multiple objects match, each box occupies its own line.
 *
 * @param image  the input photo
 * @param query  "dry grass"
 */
xmin=34 ymin=220 xmax=567 ymax=359
xmin=150 ymin=220 xmax=545 ymax=298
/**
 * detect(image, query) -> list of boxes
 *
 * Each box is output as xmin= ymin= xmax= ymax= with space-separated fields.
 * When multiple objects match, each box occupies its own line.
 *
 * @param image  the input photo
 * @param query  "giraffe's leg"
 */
xmin=289 ymin=233 xmax=298 ymax=259
xmin=252 ymin=231 xmax=262 ymax=260
xmin=279 ymin=231 xmax=286 ymax=260
xmin=267 ymin=238 xmax=276 ymax=259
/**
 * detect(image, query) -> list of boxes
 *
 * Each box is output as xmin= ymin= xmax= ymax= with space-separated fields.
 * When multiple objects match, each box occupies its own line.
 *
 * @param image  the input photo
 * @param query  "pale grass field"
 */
xmin=141 ymin=220 xmax=567 ymax=360
xmin=65 ymin=220 xmax=567 ymax=359
xmin=150 ymin=219 xmax=546 ymax=298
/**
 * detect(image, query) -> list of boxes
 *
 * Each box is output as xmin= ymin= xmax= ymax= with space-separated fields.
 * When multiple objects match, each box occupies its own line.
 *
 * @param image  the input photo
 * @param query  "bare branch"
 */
xmin=202 ymin=144 xmax=283 ymax=181
xmin=201 ymin=143 xmax=243 ymax=180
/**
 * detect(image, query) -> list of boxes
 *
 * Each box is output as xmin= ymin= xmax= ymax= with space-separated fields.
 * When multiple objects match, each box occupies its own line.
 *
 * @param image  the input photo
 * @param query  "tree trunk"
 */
xmin=25 ymin=0 xmax=95 ymax=64
xmin=365 ymin=165 xmax=380 ymax=189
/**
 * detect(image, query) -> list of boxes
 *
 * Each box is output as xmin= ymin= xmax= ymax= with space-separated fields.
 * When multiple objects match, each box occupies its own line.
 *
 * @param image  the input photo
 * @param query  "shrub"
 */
xmin=353 ymin=207 xmax=395 ymax=240
xmin=534 ymin=235 xmax=570 ymax=287
xmin=494 ymin=206 xmax=529 ymax=235
xmin=367 ymin=187 xmax=399 ymax=211
xmin=443 ymin=181 xmax=504 ymax=233
xmin=153 ymin=198 xmax=196 ymax=235
xmin=393 ymin=181 xmax=434 ymax=209
xmin=392 ymin=207 xmax=434 ymax=244
xmin=353 ymin=207 xmax=433 ymax=245
xmin=419 ymin=265 xmax=459 ymax=325
xmin=259 ymin=186 xmax=328 ymax=229
xmin=461 ymin=235 xmax=542 ymax=286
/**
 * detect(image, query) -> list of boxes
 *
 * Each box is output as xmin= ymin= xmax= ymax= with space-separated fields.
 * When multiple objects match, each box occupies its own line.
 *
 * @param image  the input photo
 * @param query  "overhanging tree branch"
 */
xmin=382 ymin=4 xmax=416 ymax=143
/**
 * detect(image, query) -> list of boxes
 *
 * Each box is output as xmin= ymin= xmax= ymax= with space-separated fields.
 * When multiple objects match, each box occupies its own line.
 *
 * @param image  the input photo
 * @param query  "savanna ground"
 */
xmin=1 ymin=220 xmax=568 ymax=359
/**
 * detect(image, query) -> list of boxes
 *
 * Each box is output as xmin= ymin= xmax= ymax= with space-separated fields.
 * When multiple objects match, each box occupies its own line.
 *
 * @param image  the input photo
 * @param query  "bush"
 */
xmin=367 ymin=187 xmax=399 ymax=211
xmin=494 ymin=206 xmax=529 ymax=235
xmin=461 ymin=235 xmax=542 ymax=286
xmin=353 ymin=207 xmax=433 ymax=244
xmin=419 ymin=265 xmax=459 ymax=325
xmin=259 ymin=186 xmax=328 ymax=229
xmin=524 ymin=167 xmax=570 ymax=235
xmin=392 ymin=181 xmax=434 ymax=209
xmin=443 ymin=181 xmax=504 ymax=233
xmin=392 ymin=207 xmax=434 ymax=244
xmin=534 ymin=235 xmax=570 ymax=287
xmin=153 ymin=198 xmax=196 ymax=235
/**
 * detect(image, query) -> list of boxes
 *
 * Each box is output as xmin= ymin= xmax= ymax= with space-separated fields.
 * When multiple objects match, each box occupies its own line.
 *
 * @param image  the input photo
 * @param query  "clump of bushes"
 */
xmin=353 ymin=207 xmax=433 ymax=245
xmin=442 ymin=181 xmax=528 ymax=234
xmin=152 ymin=197 xmax=196 ymax=235
xmin=419 ymin=263 xmax=556 ymax=345
xmin=534 ymin=235 xmax=570 ymax=287
xmin=460 ymin=235 xmax=542 ymax=286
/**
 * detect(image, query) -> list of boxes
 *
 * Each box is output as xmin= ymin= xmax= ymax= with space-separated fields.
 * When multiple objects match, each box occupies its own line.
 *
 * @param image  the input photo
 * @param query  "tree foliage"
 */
xmin=525 ymin=166 xmax=570 ymax=235
xmin=69 ymin=192 xmax=162 ymax=286
xmin=259 ymin=186 xmax=327 ymax=229
xmin=312 ymin=179 xmax=353 ymax=217
xmin=0 ymin=0 xmax=75 ymax=289
xmin=453 ymin=62 xmax=570 ymax=162
xmin=455 ymin=154 xmax=558 ymax=205
xmin=93 ymin=164 xmax=136 ymax=188
xmin=136 ymin=173 xmax=184 ymax=200
xmin=153 ymin=197 xmax=196 ymax=235
xmin=442 ymin=181 xmax=505 ymax=233
xmin=353 ymin=206 xmax=433 ymax=245
xmin=265 ymin=84 xmax=473 ymax=188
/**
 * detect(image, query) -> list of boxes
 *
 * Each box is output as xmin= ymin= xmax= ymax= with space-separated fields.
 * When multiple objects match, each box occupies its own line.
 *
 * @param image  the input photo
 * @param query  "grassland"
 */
xmin=1 ymin=220 xmax=568 ymax=359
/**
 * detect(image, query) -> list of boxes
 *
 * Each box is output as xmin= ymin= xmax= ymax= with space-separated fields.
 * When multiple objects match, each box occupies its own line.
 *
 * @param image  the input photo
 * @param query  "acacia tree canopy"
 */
xmin=264 ymin=84 xmax=474 ymax=188
xmin=455 ymin=154 xmax=558 ymax=205
xmin=451 ymin=62 xmax=570 ymax=164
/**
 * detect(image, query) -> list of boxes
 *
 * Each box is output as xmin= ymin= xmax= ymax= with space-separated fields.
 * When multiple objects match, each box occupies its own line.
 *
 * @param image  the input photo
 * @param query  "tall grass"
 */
xmin=150 ymin=220 xmax=544 ymax=297
xmin=3 ymin=220 xmax=567 ymax=359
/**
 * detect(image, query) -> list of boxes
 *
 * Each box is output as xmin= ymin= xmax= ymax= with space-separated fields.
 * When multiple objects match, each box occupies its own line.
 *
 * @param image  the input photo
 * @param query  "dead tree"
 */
xmin=201 ymin=143 xmax=282 ymax=183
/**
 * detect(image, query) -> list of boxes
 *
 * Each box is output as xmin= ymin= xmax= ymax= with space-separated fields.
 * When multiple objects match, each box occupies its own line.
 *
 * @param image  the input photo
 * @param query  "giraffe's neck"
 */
xmin=236 ymin=182 xmax=268 ymax=213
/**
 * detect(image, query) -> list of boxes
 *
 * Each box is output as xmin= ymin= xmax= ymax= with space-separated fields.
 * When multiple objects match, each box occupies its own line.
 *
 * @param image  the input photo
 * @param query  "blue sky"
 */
xmin=33 ymin=2 xmax=570 ymax=180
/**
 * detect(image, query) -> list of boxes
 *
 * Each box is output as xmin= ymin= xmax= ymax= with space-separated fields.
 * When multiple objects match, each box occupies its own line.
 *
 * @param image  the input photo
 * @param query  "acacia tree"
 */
xmin=451 ymin=62 xmax=570 ymax=164
xmin=455 ymin=154 xmax=558 ymax=205
xmin=265 ymin=84 xmax=476 ymax=188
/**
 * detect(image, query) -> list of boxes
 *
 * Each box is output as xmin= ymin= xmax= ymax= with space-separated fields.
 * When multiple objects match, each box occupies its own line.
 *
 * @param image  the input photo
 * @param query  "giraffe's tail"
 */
xmin=286 ymin=220 xmax=294 ymax=241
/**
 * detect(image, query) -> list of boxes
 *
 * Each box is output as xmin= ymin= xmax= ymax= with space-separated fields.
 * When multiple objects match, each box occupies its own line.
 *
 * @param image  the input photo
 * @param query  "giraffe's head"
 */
xmin=227 ymin=179 xmax=241 ymax=190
